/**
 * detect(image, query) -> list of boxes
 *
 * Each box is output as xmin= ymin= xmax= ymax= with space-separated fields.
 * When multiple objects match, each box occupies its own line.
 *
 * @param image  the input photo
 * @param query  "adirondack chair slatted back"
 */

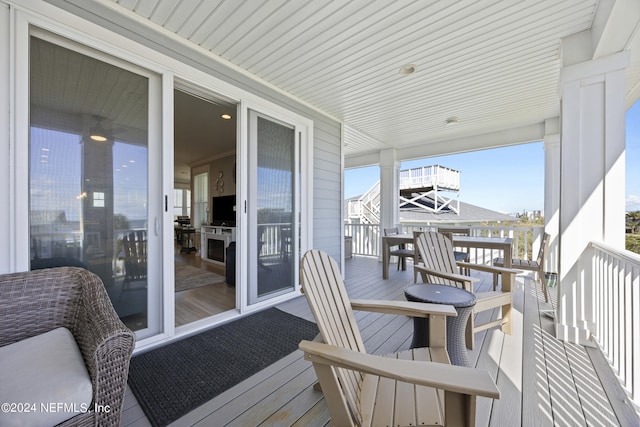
xmin=415 ymin=231 xmax=463 ymax=288
xmin=413 ymin=231 xmax=423 ymax=265
xmin=300 ymin=250 xmax=365 ymax=422
xmin=122 ymin=230 xmax=147 ymax=283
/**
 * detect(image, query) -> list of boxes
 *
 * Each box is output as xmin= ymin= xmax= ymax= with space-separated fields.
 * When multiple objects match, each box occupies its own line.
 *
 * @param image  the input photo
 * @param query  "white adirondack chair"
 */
xmin=299 ymin=249 xmax=500 ymax=427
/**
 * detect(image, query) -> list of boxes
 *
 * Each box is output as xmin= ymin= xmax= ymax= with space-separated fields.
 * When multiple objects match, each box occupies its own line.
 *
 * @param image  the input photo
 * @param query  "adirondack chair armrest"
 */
xmin=457 ymin=262 xmax=521 ymax=276
xmin=299 ymin=340 xmax=500 ymax=399
xmin=350 ymin=299 xmax=457 ymax=318
xmin=414 ymin=264 xmax=479 ymax=285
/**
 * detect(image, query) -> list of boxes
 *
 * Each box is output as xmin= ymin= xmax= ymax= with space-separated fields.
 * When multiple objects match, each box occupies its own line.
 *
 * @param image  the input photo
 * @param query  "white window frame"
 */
xmin=192 ymin=170 xmax=209 ymax=227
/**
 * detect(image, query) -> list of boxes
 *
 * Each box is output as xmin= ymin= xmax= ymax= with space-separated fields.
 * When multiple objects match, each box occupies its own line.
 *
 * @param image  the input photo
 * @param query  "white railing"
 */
xmin=344 ymin=223 xmax=545 ymax=266
xmin=589 ymin=241 xmax=640 ymax=410
xmin=399 ymin=165 xmax=460 ymax=191
xmin=345 ymin=223 xmax=381 ymax=257
xmin=259 ymin=223 xmax=292 ymax=257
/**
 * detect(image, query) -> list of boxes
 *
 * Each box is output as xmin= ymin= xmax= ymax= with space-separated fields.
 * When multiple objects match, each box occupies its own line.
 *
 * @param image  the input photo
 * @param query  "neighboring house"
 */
xmin=626 ymin=212 xmax=640 ymax=234
xmin=398 ymin=197 xmax=515 ymax=225
xmin=1 ymin=0 xmax=640 ymax=365
xmin=346 ymin=193 xmax=516 ymax=225
xmin=345 ymin=165 xmax=515 ymax=225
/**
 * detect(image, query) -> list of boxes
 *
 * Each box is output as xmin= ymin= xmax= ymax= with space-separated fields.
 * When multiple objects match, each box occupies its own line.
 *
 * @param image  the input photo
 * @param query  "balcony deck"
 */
xmin=121 ymin=256 xmax=637 ymax=426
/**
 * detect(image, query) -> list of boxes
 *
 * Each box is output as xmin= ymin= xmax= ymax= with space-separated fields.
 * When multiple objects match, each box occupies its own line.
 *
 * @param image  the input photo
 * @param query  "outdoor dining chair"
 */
xmin=383 ymin=227 xmax=414 ymax=271
xmin=493 ymin=232 xmax=551 ymax=302
xmin=299 ymin=249 xmax=500 ymax=426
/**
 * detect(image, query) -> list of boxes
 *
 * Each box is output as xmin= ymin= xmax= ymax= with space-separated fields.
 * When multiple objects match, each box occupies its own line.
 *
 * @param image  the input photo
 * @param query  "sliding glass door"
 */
xmin=29 ymin=33 xmax=163 ymax=338
xmin=247 ymin=110 xmax=300 ymax=305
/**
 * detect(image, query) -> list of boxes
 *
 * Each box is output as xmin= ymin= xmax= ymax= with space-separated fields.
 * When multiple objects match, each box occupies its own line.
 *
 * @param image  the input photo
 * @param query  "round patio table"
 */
xmin=404 ymin=284 xmax=476 ymax=367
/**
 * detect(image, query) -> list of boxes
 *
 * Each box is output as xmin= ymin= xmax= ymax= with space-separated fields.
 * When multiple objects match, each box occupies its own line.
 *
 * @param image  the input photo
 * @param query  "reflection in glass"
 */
xmin=29 ymin=37 xmax=149 ymax=331
xmin=256 ymin=117 xmax=296 ymax=298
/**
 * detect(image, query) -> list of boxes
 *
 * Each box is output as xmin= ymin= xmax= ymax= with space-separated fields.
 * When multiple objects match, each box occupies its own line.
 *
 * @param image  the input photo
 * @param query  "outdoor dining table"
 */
xmin=382 ymin=233 xmax=514 ymax=279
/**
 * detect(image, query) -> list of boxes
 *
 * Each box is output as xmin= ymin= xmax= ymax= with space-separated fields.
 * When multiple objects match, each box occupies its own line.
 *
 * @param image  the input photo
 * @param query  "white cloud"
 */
xmin=626 ymin=194 xmax=640 ymax=212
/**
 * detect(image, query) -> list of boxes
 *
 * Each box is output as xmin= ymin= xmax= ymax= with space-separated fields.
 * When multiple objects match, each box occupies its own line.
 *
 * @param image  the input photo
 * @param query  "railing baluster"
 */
xmin=624 ymin=261 xmax=632 ymax=389
xmin=633 ymin=266 xmax=640 ymax=403
xmin=587 ymin=243 xmax=640 ymax=411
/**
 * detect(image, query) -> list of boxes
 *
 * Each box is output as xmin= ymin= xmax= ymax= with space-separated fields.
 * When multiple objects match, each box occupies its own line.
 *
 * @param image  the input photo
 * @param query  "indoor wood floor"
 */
xmin=174 ymin=245 xmax=236 ymax=327
xmin=121 ymin=256 xmax=639 ymax=427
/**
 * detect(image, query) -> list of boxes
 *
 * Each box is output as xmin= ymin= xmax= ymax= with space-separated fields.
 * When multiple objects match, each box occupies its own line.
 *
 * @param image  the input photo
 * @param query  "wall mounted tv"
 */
xmin=211 ymin=195 xmax=236 ymax=227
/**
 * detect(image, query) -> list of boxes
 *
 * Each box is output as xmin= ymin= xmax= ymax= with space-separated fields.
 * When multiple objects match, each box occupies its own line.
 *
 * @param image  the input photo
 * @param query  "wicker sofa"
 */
xmin=0 ymin=267 xmax=135 ymax=427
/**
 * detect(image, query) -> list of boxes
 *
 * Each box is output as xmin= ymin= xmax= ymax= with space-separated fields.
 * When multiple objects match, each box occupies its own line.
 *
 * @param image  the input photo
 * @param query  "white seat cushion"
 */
xmin=0 ymin=327 xmax=93 ymax=427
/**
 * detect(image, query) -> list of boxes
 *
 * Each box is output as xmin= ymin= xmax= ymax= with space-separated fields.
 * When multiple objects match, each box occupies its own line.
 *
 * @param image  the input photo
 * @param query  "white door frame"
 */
xmin=237 ymin=102 xmax=313 ymax=314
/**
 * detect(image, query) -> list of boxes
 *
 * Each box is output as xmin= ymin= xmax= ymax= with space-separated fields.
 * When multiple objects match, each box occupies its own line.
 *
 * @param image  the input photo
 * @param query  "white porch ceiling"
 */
xmin=100 ymin=0 xmax=640 ymax=165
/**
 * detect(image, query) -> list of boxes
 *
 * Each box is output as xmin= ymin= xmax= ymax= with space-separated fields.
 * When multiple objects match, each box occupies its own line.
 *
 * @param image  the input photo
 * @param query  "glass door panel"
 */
xmin=248 ymin=111 xmax=299 ymax=304
xmin=29 ymin=35 xmax=162 ymax=337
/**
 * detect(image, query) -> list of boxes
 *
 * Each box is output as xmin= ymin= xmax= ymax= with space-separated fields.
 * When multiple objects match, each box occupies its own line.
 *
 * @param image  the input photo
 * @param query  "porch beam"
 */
xmin=345 ymin=122 xmax=545 ymax=169
xmin=590 ymin=0 xmax=640 ymax=60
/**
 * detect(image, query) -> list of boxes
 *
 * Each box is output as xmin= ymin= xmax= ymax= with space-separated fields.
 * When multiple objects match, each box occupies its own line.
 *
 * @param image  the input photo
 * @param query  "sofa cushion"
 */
xmin=0 ymin=327 xmax=93 ymax=427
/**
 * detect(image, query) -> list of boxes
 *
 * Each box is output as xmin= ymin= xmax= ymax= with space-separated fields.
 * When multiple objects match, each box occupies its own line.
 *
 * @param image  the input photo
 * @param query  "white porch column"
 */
xmin=557 ymin=51 xmax=629 ymax=345
xmin=543 ymin=118 xmax=560 ymax=274
xmin=379 ymin=149 xmax=400 ymax=234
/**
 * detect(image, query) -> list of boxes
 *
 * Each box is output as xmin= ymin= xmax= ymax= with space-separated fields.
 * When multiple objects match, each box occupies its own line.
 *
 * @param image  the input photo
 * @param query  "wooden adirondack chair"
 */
xmin=120 ymin=230 xmax=147 ymax=296
xmin=493 ymin=232 xmax=551 ymax=302
xmin=437 ymin=226 xmax=471 ymax=275
xmin=414 ymin=231 xmax=520 ymax=350
xmin=437 ymin=226 xmax=471 ymax=262
xmin=299 ymin=249 xmax=500 ymax=427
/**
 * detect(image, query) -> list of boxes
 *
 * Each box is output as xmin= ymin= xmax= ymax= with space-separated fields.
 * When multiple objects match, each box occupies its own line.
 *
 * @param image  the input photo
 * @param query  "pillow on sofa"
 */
xmin=0 ymin=327 xmax=93 ymax=427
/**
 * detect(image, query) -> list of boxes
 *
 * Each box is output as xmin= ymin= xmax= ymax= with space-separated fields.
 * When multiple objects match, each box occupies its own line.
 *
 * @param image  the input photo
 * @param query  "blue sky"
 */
xmin=626 ymin=100 xmax=640 ymax=212
xmin=346 ymin=100 xmax=640 ymax=214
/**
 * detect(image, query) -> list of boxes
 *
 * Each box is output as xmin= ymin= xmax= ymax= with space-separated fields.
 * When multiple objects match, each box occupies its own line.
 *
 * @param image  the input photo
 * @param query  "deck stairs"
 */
xmin=347 ymin=165 xmax=460 ymax=223
xmin=347 ymin=181 xmax=381 ymax=224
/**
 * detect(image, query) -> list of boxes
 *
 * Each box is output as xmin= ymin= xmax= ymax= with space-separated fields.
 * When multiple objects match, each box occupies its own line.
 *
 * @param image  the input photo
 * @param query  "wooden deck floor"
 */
xmin=121 ymin=256 xmax=638 ymax=426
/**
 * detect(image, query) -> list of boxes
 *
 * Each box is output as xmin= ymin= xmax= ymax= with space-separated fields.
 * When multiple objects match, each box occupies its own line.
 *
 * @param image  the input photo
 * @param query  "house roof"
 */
xmin=346 ymin=193 xmax=516 ymax=223
xmin=399 ymin=197 xmax=516 ymax=224
xmin=82 ymin=1 xmax=640 ymax=166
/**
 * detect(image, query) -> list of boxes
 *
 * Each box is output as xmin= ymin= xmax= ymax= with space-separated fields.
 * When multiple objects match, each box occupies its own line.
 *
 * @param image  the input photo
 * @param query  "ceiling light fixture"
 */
xmin=89 ymin=116 xmax=108 ymax=141
xmin=399 ymin=64 xmax=417 ymax=75
xmin=221 ymin=114 xmax=232 ymax=120
xmin=90 ymin=131 xmax=107 ymax=142
xmin=445 ymin=117 xmax=459 ymax=126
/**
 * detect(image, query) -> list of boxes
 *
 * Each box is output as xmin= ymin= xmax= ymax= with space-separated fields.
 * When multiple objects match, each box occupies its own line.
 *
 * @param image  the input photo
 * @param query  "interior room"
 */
xmin=173 ymin=88 xmax=238 ymax=327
